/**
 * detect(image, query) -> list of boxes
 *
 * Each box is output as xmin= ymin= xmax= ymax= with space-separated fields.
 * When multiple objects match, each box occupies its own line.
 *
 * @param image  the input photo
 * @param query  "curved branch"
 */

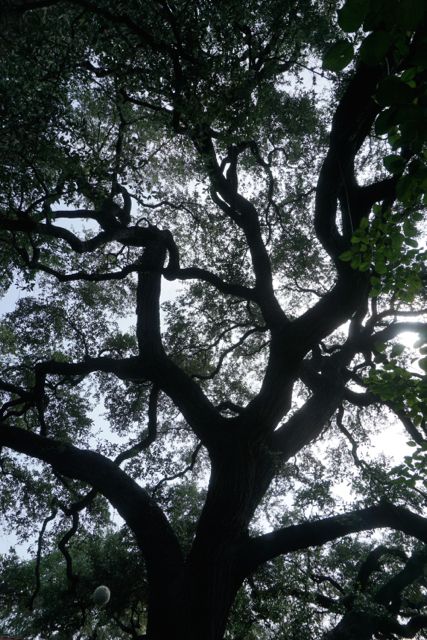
xmin=314 ymin=63 xmax=385 ymax=259
xmin=164 ymin=266 xmax=256 ymax=302
xmin=151 ymin=441 xmax=202 ymax=497
xmin=13 ymin=220 xmax=256 ymax=302
xmin=115 ymin=385 xmax=158 ymax=466
xmin=343 ymin=388 xmax=377 ymax=407
xmin=375 ymin=546 xmax=427 ymax=608
xmin=192 ymin=130 xmax=287 ymax=329
xmin=370 ymin=322 xmax=427 ymax=345
xmin=240 ymin=502 xmax=427 ymax=577
xmin=0 ymin=216 xmax=114 ymax=253
xmin=34 ymin=352 xmax=223 ymax=456
xmin=335 ymin=404 xmax=365 ymax=469
xmin=0 ymin=424 xmax=184 ymax=586
xmin=29 ymin=506 xmax=58 ymax=610
xmin=392 ymin=407 xmax=426 ymax=446
xmin=58 ymin=510 xmax=80 ymax=589
xmin=271 ymin=367 xmax=344 ymax=457
xmin=356 ymin=545 xmax=407 ymax=592
xmin=192 ymin=326 xmax=266 ymax=381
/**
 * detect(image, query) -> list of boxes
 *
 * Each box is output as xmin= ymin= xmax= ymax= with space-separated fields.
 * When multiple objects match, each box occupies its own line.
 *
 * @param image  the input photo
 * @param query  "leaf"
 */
xmin=351 ymin=254 xmax=361 ymax=268
xmin=338 ymin=0 xmax=369 ymax=32
xmin=375 ymin=261 xmax=387 ymax=275
xmin=376 ymin=77 xmax=416 ymax=107
xmin=363 ymin=0 xmax=398 ymax=30
xmin=391 ymin=344 xmax=405 ymax=357
xmin=383 ymin=154 xmax=405 ymax=174
xmin=360 ymin=31 xmax=392 ymax=65
xmin=405 ymin=238 xmax=418 ymax=247
xmin=418 ymin=357 xmax=427 ymax=372
xmin=374 ymin=342 xmax=386 ymax=353
xmin=339 ymin=250 xmax=353 ymax=261
xmin=375 ymin=109 xmax=396 ymax=136
xmin=403 ymin=220 xmax=417 ymax=237
xmin=323 ymin=40 xmax=354 ymax=71
xmin=396 ymin=175 xmax=418 ymax=204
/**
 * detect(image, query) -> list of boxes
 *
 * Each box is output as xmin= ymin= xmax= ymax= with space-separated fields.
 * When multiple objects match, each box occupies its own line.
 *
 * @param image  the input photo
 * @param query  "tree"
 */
xmin=0 ymin=0 xmax=427 ymax=638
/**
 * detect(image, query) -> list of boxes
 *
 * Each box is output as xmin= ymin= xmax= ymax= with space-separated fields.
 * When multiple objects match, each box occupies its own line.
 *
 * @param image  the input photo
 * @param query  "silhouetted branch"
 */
xmin=29 ymin=506 xmax=57 ymax=610
xmin=241 ymin=502 xmax=427 ymax=576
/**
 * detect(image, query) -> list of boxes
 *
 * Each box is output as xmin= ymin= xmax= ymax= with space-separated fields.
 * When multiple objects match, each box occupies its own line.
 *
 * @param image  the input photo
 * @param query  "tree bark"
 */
xmin=149 ymin=437 xmax=275 ymax=640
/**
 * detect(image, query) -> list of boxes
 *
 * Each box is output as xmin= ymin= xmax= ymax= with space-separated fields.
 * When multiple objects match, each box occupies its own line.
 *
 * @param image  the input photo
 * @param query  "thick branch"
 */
xmin=314 ymin=63 xmax=385 ymax=259
xmin=271 ymin=371 xmax=344 ymax=457
xmin=33 ymin=352 xmax=223 ymax=445
xmin=11 ymin=214 xmax=256 ymax=303
xmin=370 ymin=322 xmax=427 ymax=345
xmin=164 ymin=266 xmax=256 ymax=302
xmin=136 ymin=242 xmax=166 ymax=356
xmin=0 ymin=424 xmax=184 ymax=587
xmin=375 ymin=546 xmax=427 ymax=608
xmin=192 ymin=131 xmax=287 ymax=329
xmin=241 ymin=502 xmax=427 ymax=576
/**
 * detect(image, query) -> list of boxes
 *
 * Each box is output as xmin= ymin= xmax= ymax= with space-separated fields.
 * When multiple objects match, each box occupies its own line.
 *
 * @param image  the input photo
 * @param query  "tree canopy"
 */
xmin=0 ymin=0 xmax=427 ymax=638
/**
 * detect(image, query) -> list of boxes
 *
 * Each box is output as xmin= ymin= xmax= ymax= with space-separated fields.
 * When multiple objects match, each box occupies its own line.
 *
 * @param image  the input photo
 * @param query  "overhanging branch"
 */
xmin=240 ymin=502 xmax=427 ymax=576
xmin=0 ymin=424 xmax=184 ymax=583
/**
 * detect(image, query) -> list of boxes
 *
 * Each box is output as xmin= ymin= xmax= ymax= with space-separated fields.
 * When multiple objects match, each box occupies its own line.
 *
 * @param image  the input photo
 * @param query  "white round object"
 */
xmin=92 ymin=585 xmax=111 ymax=606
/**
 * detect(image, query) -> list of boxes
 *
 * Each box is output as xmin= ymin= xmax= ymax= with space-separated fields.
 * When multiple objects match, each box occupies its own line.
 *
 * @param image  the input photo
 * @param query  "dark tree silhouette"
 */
xmin=0 ymin=1 xmax=427 ymax=638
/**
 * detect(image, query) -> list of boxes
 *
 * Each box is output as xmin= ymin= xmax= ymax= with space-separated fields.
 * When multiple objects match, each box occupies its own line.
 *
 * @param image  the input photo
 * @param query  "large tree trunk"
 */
xmin=146 ymin=562 xmax=242 ymax=640
xmin=146 ymin=436 xmax=275 ymax=640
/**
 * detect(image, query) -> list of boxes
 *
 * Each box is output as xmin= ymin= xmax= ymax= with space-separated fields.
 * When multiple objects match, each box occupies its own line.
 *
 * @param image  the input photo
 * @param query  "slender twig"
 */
xmin=151 ymin=442 xmax=202 ymax=497
xmin=29 ymin=506 xmax=58 ymax=610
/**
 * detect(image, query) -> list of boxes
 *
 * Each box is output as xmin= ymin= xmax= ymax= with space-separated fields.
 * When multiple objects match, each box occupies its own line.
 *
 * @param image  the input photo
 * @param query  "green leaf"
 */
xmin=338 ymin=0 xmax=369 ymax=32
xmin=360 ymin=31 xmax=392 ymax=65
xmin=391 ymin=344 xmax=405 ymax=357
xmin=418 ymin=357 xmax=427 ymax=372
xmin=323 ymin=40 xmax=354 ymax=71
xmin=375 ymin=261 xmax=387 ymax=275
xmin=374 ymin=342 xmax=386 ymax=353
xmin=401 ymin=68 xmax=417 ymax=83
xmin=375 ymin=109 xmax=396 ymax=136
xmin=351 ymin=254 xmax=361 ymax=268
xmin=383 ymin=154 xmax=405 ymax=174
xmin=403 ymin=220 xmax=417 ymax=237
xmin=376 ymin=77 xmax=415 ymax=107
xmin=405 ymin=238 xmax=418 ymax=247
xmin=339 ymin=250 xmax=353 ymax=262
xmin=396 ymin=175 xmax=418 ymax=204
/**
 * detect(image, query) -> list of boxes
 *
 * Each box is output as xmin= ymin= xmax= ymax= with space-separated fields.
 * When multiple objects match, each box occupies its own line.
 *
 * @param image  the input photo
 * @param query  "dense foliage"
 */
xmin=0 ymin=0 xmax=427 ymax=638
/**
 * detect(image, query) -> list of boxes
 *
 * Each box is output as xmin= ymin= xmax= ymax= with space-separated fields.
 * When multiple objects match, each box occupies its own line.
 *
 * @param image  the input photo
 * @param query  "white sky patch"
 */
xmin=370 ymin=418 xmax=412 ymax=463
xmin=0 ymin=286 xmax=20 ymax=316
